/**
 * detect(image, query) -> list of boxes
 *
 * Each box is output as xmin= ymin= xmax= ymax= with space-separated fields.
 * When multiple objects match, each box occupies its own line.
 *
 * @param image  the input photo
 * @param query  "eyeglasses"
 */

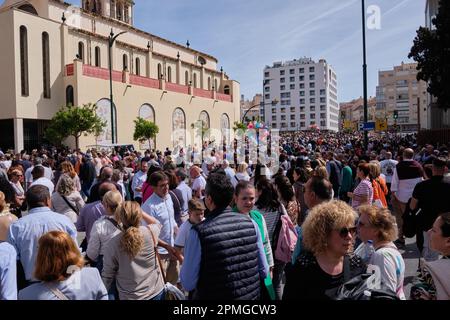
xmin=338 ymin=226 xmax=357 ymax=238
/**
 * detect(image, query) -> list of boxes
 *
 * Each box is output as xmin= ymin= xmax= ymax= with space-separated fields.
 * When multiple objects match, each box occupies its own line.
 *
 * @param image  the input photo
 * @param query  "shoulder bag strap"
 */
xmin=147 ymin=226 xmax=167 ymax=284
xmin=61 ymin=195 xmax=79 ymax=215
xmin=105 ymin=217 xmax=121 ymax=230
xmin=45 ymin=283 xmax=69 ymax=300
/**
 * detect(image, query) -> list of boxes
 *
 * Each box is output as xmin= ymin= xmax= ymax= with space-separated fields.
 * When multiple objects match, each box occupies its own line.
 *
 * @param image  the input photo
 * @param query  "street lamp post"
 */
xmin=361 ymin=0 xmax=369 ymax=150
xmin=109 ymin=29 xmax=127 ymax=144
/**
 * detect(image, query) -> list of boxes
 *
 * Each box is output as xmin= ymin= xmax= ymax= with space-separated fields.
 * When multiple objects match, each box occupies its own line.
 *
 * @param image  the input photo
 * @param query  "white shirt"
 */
xmin=174 ymin=220 xmax=194 ymax=248
xmin=141 ymin=193 xmax=176 ymax=255
xmin=379 ymin=159 xmax=398 ymax=184
xmin=390 ymin=165 xmax=423 ymax=203
xmin=25 ymin=165 xmax=54 ymax=187
xmin=232 ymin=172 xmax=250 ymax=188
xmin=131 ymin=170 xmax=147 ymax=199
xmin=224 ymin=167 xmax=235 ymax=183
xmin=30 ymin=177 xmax=54 ymax=194
xmin=86 ymin=216 xmax=121 ymax=261
xmin=368 ymin=244 xmax=406 ymax=300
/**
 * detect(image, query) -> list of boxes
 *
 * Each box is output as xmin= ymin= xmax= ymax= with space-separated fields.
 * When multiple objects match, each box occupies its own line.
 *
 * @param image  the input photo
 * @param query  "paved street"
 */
xmin=401 ymin=236 xmax=421 ymax=299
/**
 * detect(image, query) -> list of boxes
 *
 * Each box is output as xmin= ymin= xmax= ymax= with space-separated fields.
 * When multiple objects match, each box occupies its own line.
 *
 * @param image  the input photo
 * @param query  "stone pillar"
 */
xmin=200 ymin=66 xmax=205 ymax=89
xmin=60 ymin=21 xmax=69 ymax=73
xmin=14 ymin=118 xmax=24 ymax=154
xmin=147 ymin=50 xmax=152 ymax=78
xmin=176 ymin=57 xmax=181 ymax=84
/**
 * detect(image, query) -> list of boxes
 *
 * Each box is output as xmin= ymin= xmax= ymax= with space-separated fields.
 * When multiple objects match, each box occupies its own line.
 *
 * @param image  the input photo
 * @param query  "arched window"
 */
xmin=96 ymin=98 xmax=117 ymax=145
xmin=224 ymin=85 xmax=230 ymax=95
xmin=42 ymin=32 xmax=50 ymax=98
xmin=199 ymin=111 xmax=210 ymax=141
xmin=66 ymin=85 xmax=74 ymax=106
xmin=110 ymin=0 xmax=116 ymax=18
xmin=124 ymin=5 xmax=130 ymax=23
xmin=167 ymin=66 xmax=172 ymax=83
xmin=157 ymin=63 xmax=162 ymax=79
xmin=207 ymin=77 xmax=211 ymax=91
xmin=221 ymin=113 xmax=230 ymax=145
xmin=116 ymin=2 xmax=123 ymax=21
xmin=18 ymin=4 xmax=38 ymax=15
xmin=78 ymin=42 xmax=85 ymax=63
xmin=214 ymin=79 xmax=218 ymax=92
xmin=193 ymin=73 xmax=197 ymax=88
xmin=95 ymin=46 xmax=101 ymax=67
xmin=135 ymin=58 xmax=140 ymax=76
xmin=20 ymin=26 xmax=29 ymax=96
xmin=185 ymin=71 xmax=189 ymax=86
xmin=122 ymin=54 xmax=128 ymax=71
xmin=139 ymin=104 xmax=156 ymax=150
xmin=172 ymin=108 xmax=186 ymax=148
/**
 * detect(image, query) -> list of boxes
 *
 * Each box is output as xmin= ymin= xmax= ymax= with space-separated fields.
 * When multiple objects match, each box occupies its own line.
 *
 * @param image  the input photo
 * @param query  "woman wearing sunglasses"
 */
xmin=283 ymin=200 xmax=365 ymax=300
xmin=357 ymin=205 xmax=406 ymax=300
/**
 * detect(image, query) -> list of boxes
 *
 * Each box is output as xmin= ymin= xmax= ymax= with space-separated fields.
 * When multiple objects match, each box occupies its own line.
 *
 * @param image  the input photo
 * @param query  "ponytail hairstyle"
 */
xmin=102 ymin=190 xmax=123 ymax=216
xmin=116 ymin=201 xmax=143 ymax=258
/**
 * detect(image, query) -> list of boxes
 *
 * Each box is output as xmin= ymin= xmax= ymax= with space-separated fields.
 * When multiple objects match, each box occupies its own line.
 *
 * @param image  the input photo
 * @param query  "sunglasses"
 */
xmin=338 ymin=226 xmax=357 ymax=238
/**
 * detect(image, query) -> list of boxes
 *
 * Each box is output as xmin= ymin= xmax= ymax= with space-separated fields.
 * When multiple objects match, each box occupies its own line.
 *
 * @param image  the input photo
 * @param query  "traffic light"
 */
xmin=393 ymin=110 xmax=398 ymax=120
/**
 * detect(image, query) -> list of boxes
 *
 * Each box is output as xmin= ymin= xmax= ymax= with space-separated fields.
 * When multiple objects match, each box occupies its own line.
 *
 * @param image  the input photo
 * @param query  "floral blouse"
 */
xmin=410 ymin=256 xmax=450 ymax=300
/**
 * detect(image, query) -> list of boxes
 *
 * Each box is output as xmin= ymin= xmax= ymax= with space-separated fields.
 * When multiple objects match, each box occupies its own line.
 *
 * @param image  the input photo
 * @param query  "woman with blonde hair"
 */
xmin=51 ymin=174 xmax=85 ymax=223
xmin=313 ymin=165 xmax=329 ymax=180
xmin=0 ymin=191 xmax=17 ymax=241
xmin=232 ymin=163 xmax=250 ymax=188
xmin=86 ymin=190 xmax=123 ymax=270
xmin=8 ymin=168 xmax=25 ymax=200
xmin=18 ymin=230 xmax=108 ymax=300
xmin=357 ymin=205 xmax=405 ymax=299
xmin=58 ymin=161 xmax=81 ymax=192
xmin=283 ymin=200 xmax=365 ymax=300
xmin=102 ymin=201 xmax=165 ymax=300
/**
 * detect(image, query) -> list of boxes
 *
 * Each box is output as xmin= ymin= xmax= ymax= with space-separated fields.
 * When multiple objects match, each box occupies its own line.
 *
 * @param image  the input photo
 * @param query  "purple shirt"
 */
xmin=76 ymin=201 xmax=106 ymax=241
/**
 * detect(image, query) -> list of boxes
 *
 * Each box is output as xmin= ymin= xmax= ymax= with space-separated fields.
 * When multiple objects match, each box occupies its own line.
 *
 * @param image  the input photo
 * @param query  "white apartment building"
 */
xmin=262 ymin=58 xmax=339 ymax=132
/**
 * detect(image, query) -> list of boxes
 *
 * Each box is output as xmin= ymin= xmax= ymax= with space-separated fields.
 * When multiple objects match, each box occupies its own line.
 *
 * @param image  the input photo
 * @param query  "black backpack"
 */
xmin=332 ymin=256 xmax=400 ymax=300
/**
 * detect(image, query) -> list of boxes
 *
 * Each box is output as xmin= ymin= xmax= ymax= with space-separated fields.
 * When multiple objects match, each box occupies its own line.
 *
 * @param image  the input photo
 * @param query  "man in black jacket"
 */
xmin=79 ymin=154 xmax=96 ymax=198
xmin=180 ymin=173 xmax=268 ymax=300
xmin=410 ymin=157 xmax=450 ymax=261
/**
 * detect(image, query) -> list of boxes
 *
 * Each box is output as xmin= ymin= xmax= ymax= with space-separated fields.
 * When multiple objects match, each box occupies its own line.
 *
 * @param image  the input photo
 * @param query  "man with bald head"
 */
xmin=77 ymin=182 xmax=118 ymax=251
xmin=87 ymin=166 xmax=122 ymax=203
xmin=391 ymin=148 xmax=425 ymax=248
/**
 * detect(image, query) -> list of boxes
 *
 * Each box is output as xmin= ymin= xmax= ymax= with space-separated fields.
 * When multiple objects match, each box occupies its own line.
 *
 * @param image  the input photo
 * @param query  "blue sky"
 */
xmin=66 ymin=0 xmax=426 ymax=102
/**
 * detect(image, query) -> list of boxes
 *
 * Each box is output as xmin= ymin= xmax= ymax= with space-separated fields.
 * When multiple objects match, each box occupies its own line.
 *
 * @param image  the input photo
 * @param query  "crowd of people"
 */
xmin=0 ymin=130 xmax=449 ymax=301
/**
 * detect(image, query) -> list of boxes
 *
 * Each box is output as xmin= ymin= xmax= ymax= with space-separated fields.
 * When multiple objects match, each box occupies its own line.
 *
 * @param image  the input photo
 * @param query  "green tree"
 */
xmin=133 ymin=117 xmax=159 ymax=148
xmin=232 ymin=121 xmax=246 ymax=132
xmin=45 ymin=103 xmax=106 ymax=149
xmin=408 ymin=0 xmax=450 ymax=110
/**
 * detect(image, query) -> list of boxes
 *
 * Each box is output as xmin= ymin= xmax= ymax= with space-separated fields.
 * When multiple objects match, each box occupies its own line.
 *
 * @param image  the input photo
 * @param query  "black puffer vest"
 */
xmin=193 ymin=207 xmax=261 ymax=300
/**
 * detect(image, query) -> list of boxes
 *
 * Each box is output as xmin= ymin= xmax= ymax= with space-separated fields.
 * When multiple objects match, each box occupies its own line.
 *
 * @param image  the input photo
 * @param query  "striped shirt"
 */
xmin=352 ymin=178 xmax=373 ymax=208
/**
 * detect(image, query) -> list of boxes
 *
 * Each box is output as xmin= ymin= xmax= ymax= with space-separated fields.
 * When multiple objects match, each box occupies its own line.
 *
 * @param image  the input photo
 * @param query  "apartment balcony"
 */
xmin=64 ymin=61 xmax=233 ymax=103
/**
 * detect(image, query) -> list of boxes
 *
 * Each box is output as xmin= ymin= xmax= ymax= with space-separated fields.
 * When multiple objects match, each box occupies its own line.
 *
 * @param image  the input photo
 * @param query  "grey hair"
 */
xmin=57 ymin=174 xmax=76 ymax=196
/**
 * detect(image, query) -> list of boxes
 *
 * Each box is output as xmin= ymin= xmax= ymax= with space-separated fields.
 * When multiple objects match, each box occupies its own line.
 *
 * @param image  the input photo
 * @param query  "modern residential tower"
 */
xmin=262 ymin=58 xmax=339 ymax=132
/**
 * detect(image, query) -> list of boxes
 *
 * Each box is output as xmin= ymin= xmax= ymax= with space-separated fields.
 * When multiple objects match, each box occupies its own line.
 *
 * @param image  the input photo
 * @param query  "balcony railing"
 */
xmin=83 ymin=65 xmax=123 ymax=82
xmin=193 ymin=88 xmax=214 ymax=99
xmin=130 ymin=75 xmax=159 ymax=89
xmin=217 ymin=92 xmax=232 ymax=102
xmin=66 ymin=64 xmax=74 ymax=76
xmin=165 ymin=82 xmax=189 ymax=95
xmin=65 ymin=64 xmax=233 ymax=103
